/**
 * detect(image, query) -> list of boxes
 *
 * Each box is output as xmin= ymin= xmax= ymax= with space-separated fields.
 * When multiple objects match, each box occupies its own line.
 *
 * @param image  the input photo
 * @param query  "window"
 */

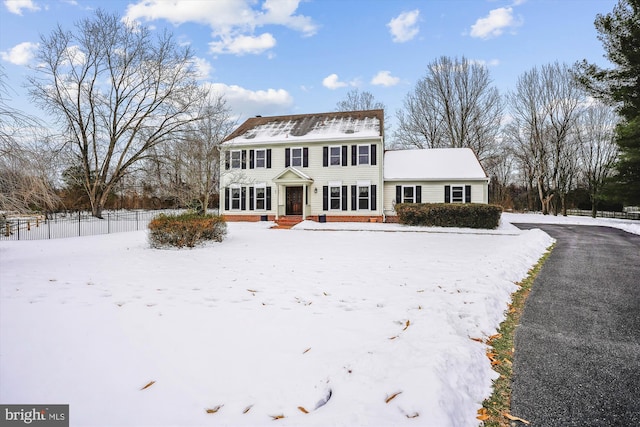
xmin=330 ymin=146 xmax=341 ymax=166
xmin=230 ymin=187 xmax=241 ymax=210
xmin=451 ymin=186 xmax=464 ymax=203
xmin=290 ymin=147 xmax=303 ymax=167
xmin=255 ymin=187 xmax=266 ymax=210
xmin=358 ymin=186 xmax=369 ymax=210
xmin=230 ymin=150 xmax=241 ymax=169
xmin=330 ymin=186 xmax=341 ymax=210
xmin=255 ymin=149 xmax=266 ymax=168
xmin=358 ymin=145 xmax=370 ymax=165
xmin=403 ymin=186 xmax=415 ymax=203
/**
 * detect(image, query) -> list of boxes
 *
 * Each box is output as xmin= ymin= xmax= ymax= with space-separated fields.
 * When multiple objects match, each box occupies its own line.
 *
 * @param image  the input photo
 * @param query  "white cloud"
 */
xmin=124 ymin=0 xmax=317 ymax=56
xmin=470 ymin=7 xmax=522 ymax=39
xmin=192 ymin=57 xmax=213 ymax=80
xmin=371 ymin=70 xmax=400 ymax=87
xmin=468 ymin=58 xmax=500 ymax=67
xmin=322 ymin=74 xmax=348 ymax=90
xmin=209 ymin=33 xmax=276 ymax=55
xmin=387 ymin=9 xmax=420 ymax=43
xmin=205 ymin=82 xmax=293 ymax=118
xmin=0 ymin=41 xmax=38 ymax=65
xmin=4 ymin=0 xmax=40 ymax=15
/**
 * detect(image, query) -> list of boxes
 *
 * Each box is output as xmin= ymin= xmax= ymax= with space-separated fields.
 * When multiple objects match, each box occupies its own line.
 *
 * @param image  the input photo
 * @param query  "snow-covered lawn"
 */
xmin=1 ymin=212 xmax=634 ymax=427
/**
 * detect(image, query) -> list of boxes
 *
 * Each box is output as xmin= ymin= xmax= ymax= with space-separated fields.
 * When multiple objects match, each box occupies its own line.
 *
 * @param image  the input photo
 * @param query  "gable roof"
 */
xmin=384 ymin=148 xmax=488 ymax=181
xmin=223 ymin=110 xmax=383 ymax=145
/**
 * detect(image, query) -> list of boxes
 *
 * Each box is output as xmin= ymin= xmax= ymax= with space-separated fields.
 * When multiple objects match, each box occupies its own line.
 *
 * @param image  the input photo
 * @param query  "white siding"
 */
xmin=383 ymin=181 xmax=489 ymax=216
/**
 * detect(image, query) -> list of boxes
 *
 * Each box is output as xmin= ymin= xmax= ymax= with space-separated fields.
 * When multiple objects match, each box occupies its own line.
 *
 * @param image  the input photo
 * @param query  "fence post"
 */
xmin=48 ymin=217 xmax=51 ymax=240
xmin=136 ymin=211 xmax=139 ymax=230
xmin=17 ymin=219 xmax=20 ymax=240
xmin=78 ymin=211 xmax=81 ymax=237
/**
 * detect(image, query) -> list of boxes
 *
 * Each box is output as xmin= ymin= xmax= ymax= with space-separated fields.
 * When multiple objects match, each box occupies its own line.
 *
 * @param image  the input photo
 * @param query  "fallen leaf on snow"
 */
xmin=470 ymin=337 xmax=484 ymax=343
xmin=140 ymin=381 xmax=155 ymax=390
xmin=205 ymin=405 xmax=223 ymax=414
xmin=385 ymin=391 xmax=402 ymax=404
xmin=402 ymin=320 xmax=410 ymax=331
xmin=302 ymin=347 xmax=311 ymax=354
xmin=297 ymin=406 xmax=309 ymax=414
xmin=242 ymin=405 xmax=253 ymax=414
xmin=270 ymin=414 xmax=285 ymax=420
xmin=477 ymin=407 xmax=490 ymax=421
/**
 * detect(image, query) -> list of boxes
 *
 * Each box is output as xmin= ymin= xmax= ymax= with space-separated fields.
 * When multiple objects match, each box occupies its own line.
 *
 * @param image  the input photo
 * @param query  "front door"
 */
xmin=286 ymin=186 xmax=303 ymax=215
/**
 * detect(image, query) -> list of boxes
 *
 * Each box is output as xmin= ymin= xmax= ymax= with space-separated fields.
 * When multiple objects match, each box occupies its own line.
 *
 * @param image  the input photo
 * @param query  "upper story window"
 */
xmin=358 ymin=145 xmax=370 ymax=165
xmin=290 ymin=147 xmax=303 ymax=167
xmin=230 ymin=150 xmax=242 ymax=169
xmin=255 ymin=149 xmax=266 ymax=168
xmin=329 ymin=146 xmax=341 ymax=166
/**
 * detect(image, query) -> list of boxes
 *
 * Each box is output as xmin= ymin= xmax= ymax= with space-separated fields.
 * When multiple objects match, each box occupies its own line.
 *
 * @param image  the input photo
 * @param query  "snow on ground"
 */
xmin=0 ymin=212 xmax=634 ymax=427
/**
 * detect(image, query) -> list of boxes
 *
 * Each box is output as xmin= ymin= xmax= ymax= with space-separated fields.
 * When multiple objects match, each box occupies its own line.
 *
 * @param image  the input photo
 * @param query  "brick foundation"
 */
xmin=224 ymin=214 xmax=389 ymax=223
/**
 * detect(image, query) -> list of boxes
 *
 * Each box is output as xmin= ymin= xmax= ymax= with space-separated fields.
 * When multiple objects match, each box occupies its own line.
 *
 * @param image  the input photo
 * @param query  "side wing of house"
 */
xmin=219 ymin=110 xmax=385 ymax=222
xmin=382 ymin=148 xmax=489 ymax=217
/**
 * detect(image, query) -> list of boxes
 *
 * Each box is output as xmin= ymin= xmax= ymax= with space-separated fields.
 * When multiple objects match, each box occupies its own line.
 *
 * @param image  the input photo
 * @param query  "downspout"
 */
xmin=379 ymin=136 xmax=386 ymax=222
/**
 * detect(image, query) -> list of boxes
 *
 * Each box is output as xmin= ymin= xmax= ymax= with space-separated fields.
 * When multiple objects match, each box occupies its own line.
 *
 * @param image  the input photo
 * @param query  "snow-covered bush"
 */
xmin=148 ymin=212 xmax=227 ymax=248
xmin=396 ymin=203 xmax=502 ymax=229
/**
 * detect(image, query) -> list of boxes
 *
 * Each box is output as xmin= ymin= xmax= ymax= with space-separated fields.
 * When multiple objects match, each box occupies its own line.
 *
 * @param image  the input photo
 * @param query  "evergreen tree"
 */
xmin=575 ymin=0 xmax=640 ymax=204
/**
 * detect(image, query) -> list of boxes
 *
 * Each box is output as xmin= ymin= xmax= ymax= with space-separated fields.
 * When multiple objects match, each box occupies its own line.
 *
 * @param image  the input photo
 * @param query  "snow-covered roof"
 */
xmin=384 ymin=148 xmax=488 ymax=181
xmin=223 ymin=110 xmax=383 ymax=145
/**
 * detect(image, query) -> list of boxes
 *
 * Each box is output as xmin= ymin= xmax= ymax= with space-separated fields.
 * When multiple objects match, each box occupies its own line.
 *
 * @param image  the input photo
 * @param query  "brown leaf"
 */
xmin=205 ymin=405 xmax=223 ymax=414
xmin=389 ymin=335 xmax=398 ymax=340
xmin=270 ymin=414 xmax=285 ymax=420
xmin=242 ymin=405 xmax=253 ymax=414
xmin=385 ymin=391 xmax=402 ymax=403
xmin=297 ymin=406 xmax=309 ymax=414
xmin=402 ymin=320 xmax=410 ymax=331
xmin=140 ymin=381 xmax=155 ymax=390
xmin=302 ymin=347 xmax=311 ymax=354
xmin=503 ymin=412 xmax=530 ymax=424
xmin=470 ymin=337 xmax=484 ymax=343
xmin=477 ymin=407 xmax=490 ymax=421
xmin=406 ymin=412 xmax=419 ymax=418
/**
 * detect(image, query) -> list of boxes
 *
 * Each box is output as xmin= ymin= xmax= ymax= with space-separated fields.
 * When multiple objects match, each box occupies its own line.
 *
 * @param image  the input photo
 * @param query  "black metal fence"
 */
xmin=0 ymin=210 xmax=180 ymax=241
xmin=566 ymin=209 xmax=640 ymax=220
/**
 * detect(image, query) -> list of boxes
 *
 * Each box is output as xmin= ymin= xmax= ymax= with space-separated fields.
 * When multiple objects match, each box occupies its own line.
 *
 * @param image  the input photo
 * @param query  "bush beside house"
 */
xmin=148 ymin=212 xmax=227 ymax=248
xmin=396 ymin=203 xmax=502 ymax=229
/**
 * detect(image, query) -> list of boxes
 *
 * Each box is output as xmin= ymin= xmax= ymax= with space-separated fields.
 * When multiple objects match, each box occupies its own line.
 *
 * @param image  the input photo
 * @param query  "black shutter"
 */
xmin=396 ymin=185 xmax=402 ymax=204
xmin=416 ymin=186 xmax=422 ymax=203
xmin=371 ymin=144 xmax=377 ymax=165
xmin=323 ymin=186 xmax=328 ymax=210
xmin=285 ymin=148 xmax=290 ymax=167
xmin=445 ymin=185 xmax=451 ymax=203
xmin=241 ymin=150 xmax=247 ymax=169
xmin=351 ymin=185 xmax=357 ymax=210
xmin=341 ymin=185 xmax=348 ymax=210
xmin=249 ymin=187 xmax=254 ymax=210
xmin=371 ymin=185 xmax=377 ymax=210
xmin=303 ymin=147 xmax=309 ymax=167
xmin=266 ymin=149 xmax=272 ymax=168
xmin=323 ymin=147 xmax=328 ymax=167
xmin=465 ymin=185 xmax=471 ymax=203
xmin=241 ymin=187 xmax=247 ymax=210
xmin=225 ymin=151 xmax=230 ymax=170
xmin=351 ymin=145 xmax=357 ymax=166
xmin=266 ymin=187 xmax=272 ymax=210
xmin=249 ymin=150 xmax=255 ymax=169
xmin=341 ymin=146 xmax=348 ymax=166
xmin=224 ymin=187 xmax=230 ymax=210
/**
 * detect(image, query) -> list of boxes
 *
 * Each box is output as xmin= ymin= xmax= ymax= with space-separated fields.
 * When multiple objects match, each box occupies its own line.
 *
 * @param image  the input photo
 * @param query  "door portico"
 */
xmin=272 ymin=167 xmax=313 ymax=219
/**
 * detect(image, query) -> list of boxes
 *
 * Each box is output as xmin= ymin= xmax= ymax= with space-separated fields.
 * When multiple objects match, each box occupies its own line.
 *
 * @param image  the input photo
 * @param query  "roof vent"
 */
xmin=345 ymin=129 xmax=355 ymax=134
xmin=255 ymin=115 xmax=262 ymax=118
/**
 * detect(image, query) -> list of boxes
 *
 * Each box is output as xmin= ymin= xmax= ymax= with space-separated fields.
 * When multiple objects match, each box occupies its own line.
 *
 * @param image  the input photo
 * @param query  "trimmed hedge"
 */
xmin=148 ymin=212 xmax=227 ymax=248
xmin=395 ymin=203 xmax=503 ymax=229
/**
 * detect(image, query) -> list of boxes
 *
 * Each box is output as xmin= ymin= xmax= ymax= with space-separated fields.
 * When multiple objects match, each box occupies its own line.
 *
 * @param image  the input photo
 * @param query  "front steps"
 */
xmin=272 ymin=216 xmax=303 ymax=229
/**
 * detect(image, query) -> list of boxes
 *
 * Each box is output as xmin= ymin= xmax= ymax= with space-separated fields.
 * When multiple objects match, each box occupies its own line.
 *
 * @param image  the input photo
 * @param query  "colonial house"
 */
xmin=219 ymin=110 xmax=488 ymax=224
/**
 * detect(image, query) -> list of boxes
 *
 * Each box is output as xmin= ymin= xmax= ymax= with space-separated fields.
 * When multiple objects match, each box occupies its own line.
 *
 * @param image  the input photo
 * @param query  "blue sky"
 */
xmin=0 ymin=0 xmax=618 ymax=130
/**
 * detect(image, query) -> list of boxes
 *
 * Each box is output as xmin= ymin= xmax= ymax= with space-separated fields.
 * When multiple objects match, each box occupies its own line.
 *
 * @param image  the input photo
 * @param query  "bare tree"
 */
xmin=27 ymin=10 xmax=206 ymax=218
xmin=0 ymin=67 xmax=60 ymax=214
xmin=393 ymin=56 xmax=503 ymax=167
xmin=576 ymin=100 xmax=619 ymax=217
xmin=174 ymin=93 xmax=235 ymax=214
xmin=506 ymin=62 xmax=584 ymax=214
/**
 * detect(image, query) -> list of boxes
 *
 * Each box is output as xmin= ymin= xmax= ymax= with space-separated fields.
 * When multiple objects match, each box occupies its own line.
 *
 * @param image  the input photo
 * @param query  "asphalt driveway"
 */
xmin=510 ymin=224 xmax=640 ymax=427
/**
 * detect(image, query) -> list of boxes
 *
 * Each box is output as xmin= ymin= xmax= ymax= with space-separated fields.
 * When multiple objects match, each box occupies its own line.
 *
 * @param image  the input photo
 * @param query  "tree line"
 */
xmin=1 ymin=1 xmax=638 ymax=219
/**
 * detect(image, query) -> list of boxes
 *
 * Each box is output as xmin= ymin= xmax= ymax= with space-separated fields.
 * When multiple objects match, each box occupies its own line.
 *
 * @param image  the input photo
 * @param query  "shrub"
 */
xmin=148 ymin=211 xmax=227 ymax=248
xmin=395 ymin=203 xmax=503 ymax=229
